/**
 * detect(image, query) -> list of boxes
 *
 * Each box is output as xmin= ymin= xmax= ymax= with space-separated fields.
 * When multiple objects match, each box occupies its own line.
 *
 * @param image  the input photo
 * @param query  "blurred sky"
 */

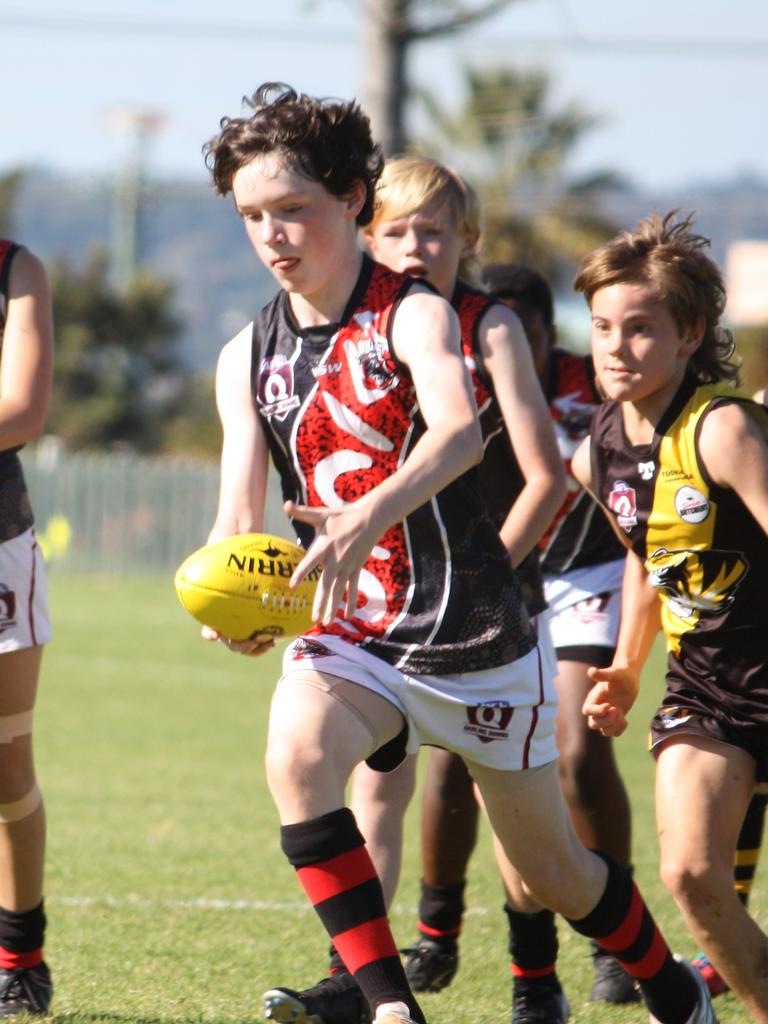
xmin=3 ymin=0 xmax=767 ymax=190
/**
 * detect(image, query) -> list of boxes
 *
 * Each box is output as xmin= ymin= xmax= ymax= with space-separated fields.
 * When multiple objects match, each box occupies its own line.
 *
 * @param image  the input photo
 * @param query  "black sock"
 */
xmin=504 ymin=904 xmax=560 ymax=989
xmin=0 ymin=902 xmax=46 ymax=969
xmin=416 ymin=879 xmax=465 ymax=947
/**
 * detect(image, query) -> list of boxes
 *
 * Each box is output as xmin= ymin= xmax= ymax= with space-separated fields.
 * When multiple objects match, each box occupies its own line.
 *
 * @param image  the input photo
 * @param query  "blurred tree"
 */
xmin=362 ymin=0 xmax=516 ymax=154
xmin=48 ymin=250 xmax=204 ymax=452
xmin=735 ymin=323 xmax=768 ymax=396
xmin=415 ymin=66 xmax=623 ymax=284
xmin=0 ymin=169 xmax=25 ymax=238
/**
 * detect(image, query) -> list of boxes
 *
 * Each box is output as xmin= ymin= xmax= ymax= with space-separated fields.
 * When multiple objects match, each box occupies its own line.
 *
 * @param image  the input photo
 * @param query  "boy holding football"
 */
xmin=572 ymin=211 xmax=768 ymax=1021
xmin=202 ymin=83 xmax=714 ymax=1024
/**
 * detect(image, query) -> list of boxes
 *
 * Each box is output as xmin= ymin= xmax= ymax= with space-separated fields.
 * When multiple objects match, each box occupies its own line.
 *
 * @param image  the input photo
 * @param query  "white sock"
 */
xmin=374 ymin=1001 xmax=411 ymax=1022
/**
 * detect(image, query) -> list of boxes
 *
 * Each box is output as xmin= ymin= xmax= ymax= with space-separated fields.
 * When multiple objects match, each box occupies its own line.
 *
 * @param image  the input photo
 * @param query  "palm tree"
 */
xmin=413 ymin=66 xmax=623 ymax=284
xmin=0 ymin=169 xmax=25 ymax=238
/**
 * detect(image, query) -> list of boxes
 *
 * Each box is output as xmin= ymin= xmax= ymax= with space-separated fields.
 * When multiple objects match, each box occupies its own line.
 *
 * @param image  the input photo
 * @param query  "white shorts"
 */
xmin=0 ymin=529 xmax=51 ymax=654
xmin=543 ymin=558 xmax=624 ymax=656
xmin=281 ymin=633 xmax=558 ymax=772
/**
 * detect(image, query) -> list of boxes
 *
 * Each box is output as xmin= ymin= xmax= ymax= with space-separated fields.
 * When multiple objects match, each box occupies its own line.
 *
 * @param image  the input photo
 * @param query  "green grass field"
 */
xmin=36 ymin=574 xmax=758 ymax=1023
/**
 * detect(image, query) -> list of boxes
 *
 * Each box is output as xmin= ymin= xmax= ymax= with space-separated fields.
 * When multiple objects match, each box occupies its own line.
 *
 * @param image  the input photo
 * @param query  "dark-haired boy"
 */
xmin=202 ymin=86 xmax=714 ymax=1024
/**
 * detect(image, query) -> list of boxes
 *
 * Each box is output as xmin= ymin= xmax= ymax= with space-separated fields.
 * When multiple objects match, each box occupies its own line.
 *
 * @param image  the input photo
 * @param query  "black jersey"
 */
xmin=452 ymin=283 xmax=545 ymax=616
xmin=249 ymin=256 xmax=535 ymax=675
xmin=539 ymin=349 xmax=624 ymax=577
xmin=0 ymin=242 xmax=33 ymax=541
xmin=591 ymin=375 xmax=768 ymax=719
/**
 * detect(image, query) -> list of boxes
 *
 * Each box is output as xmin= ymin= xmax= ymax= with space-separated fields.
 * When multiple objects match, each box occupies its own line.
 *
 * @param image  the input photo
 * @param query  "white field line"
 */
xmin=50 ymin=895 xmax=489 ymax=916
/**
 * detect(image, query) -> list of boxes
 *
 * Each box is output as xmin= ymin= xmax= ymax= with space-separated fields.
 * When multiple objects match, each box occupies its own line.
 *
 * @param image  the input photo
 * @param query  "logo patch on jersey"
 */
xmin=357 ymin=342 xmax=398 ymax=392
xmin=646 ymin=547 xmax=748 ymax=618
xmin=608 ymin=480 xmax=638 ymax=532
xmin=290 ymin=637 xmax=332 ymax=660
xmin=258 ymin=355 xmax=301 ymax=421
xmin=674 ymin=486 xmax=710 ymax=524
xmin=0 ymin=584 xmax=17 ymax=635
xmin=464 ymin=703 xmax=513 ymax=743
xmin=638 ymin=460 xmax=656 ymax=481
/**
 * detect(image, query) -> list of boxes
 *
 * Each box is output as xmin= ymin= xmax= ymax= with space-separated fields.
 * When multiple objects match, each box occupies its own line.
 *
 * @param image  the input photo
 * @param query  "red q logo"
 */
xmin=464 ymin=704 xmax=514 ymax=743
xmin=608 ymin=480 xmax=638 ymax=532
xmin=258 ymin=356 xmax=300 ymax=421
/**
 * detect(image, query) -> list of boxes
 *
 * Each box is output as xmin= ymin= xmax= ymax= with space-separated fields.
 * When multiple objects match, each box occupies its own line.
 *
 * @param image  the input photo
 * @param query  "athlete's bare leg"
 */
xmin=420 ymin=749 xmax=479 ymax=885
xmin=0 ymin=646 xmax=45 ymax=910
xmin=350 ymin=756 xmax=417 ymax=907
xmin=467 ymin=759 xmax=606 ymax=917
xmin=555 ymin=659 xmax=631 ymax=862
xmin=266 ymin=671 xmax=406 ymax=822
xmin=656 ymin=735 xmax=768 ymax=1022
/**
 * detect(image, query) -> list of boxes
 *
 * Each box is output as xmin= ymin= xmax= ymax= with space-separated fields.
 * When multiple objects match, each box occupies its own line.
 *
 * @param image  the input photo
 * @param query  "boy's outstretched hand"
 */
xmin=582 ymin=665 xmax=640 ymax=737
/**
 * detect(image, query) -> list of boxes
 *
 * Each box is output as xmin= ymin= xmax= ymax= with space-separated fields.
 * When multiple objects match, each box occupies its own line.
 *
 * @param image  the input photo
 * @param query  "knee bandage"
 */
xmin=0 ymin=711 xmax=34 ymax=744
xmin=0 ymin=784 xmax=42 ymax=823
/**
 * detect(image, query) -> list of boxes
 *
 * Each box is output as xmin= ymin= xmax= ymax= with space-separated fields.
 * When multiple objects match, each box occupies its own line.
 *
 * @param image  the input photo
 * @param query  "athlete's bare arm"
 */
xmin=582 ymin=550 xmax=660 ymax=736
xmin=699 ymin=401 xmax=768 ymax=535
xmin=572 ymin=436 xmax=662 ymax=735
xmin=205 ymin=323 xmax=274 ymax=655
xmin=289 ymin=285 xmax=483 ymax=625
xmin=1 ymin=248 xmax=54 ymax=449
xmin=479 ymin=303 xmax=566 ymax=566
xmin=208 ymin=324 xmax=271 ymax=545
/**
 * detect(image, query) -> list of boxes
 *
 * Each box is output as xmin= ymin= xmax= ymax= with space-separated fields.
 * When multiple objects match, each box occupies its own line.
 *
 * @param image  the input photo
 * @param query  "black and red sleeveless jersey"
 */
xmin=452 ymin=282 xmax=545 ymax=616
xmin=539 ymin=349 xmax=624 ymax=576
xmin=0 ymin=241 xmax=34 ymax=536
xmin=249 ymin=257 xmax=535 ymax=675
xmin=590 ymin=375 xmax=768 ymax=711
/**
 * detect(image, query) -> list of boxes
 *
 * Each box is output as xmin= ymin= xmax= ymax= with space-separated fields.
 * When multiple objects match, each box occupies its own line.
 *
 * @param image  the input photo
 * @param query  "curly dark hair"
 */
xmin=574 ymin=210 xmax=740 ymax=385
xmin=203 ymin=82 xmax=384 ymax=226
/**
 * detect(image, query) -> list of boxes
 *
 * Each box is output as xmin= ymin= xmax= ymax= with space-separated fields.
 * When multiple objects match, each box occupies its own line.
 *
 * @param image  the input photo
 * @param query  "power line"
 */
xmin=1 ymin=8 xmax=767 ymax=57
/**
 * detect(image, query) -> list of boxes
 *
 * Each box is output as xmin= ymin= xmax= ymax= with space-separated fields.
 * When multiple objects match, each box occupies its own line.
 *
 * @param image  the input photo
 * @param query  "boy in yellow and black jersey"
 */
xmin=573 ymin=210 xmax=768 ymax=1023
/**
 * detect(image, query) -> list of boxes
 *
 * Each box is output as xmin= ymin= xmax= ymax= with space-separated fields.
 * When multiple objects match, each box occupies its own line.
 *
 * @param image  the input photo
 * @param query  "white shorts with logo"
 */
xmin=0 ymin=529 xmax=51 ymax=653
xmin=543 ymin=558 xmax=624 ymax=654
xmin=281 ymin=632 xmax=559 ymax=771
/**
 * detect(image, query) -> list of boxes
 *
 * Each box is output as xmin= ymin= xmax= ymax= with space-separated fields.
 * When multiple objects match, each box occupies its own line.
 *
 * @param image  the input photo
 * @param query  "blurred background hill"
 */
xmin=12 ymin=169 xmax=768 ymax=371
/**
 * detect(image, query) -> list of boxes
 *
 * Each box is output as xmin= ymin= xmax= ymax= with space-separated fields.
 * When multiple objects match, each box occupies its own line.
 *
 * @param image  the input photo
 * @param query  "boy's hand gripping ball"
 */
xmin=174 ymin=533 xmax=319 ymax=641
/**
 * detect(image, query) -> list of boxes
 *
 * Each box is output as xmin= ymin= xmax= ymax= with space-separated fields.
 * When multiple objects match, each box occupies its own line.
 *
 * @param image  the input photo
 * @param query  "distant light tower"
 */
xmin=106 ymin=106 xmax=165 ymax=291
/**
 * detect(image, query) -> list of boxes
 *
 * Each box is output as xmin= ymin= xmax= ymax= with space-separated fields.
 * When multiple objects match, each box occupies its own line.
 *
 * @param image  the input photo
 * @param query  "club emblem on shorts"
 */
xmin=258 ymin=355 xmax=301 ymax=421
xmin=464 ymin=702 xmax=513 ymax=743
xmin=0 ymin=584 xmax=17 ymax=635
xmin=656 ymin=706 xmax=694 ymax=730
xmin=674 ymin=485 xmax=710 ymax=524
xmin=608 ymin=480 xmax=638 ymax=532
xmin=291 ymin=637 xmax=332 ymax=659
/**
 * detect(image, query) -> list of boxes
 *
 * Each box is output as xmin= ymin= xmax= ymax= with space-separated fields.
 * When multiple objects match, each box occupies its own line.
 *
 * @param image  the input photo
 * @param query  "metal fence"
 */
xmin=21 ymin=440 xmax=290 ymax=574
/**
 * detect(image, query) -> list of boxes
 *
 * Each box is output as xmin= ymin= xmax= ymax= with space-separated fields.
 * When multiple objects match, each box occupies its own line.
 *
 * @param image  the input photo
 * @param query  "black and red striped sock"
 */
xmin=0 ymin=902 xmax=45 ymax=970
xmin=504 ymin=905 xmax=561 ymax=988
xmin=416 ymin=880 xmax=465 ymax=947
xmin=565 ymin=853 xmax=697 ymax=1024
xmin=281 ymin=808 xmax=424 ymax=1023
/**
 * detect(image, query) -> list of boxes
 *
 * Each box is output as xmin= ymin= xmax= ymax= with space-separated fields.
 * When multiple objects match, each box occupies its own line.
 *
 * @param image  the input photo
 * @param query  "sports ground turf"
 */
xmin=37 ymin=573 xmax=757 ymax=1022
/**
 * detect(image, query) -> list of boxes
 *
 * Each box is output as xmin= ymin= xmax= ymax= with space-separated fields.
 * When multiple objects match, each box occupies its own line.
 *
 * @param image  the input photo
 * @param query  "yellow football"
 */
xmin=174 ymin=532 xmax=320 ymax=641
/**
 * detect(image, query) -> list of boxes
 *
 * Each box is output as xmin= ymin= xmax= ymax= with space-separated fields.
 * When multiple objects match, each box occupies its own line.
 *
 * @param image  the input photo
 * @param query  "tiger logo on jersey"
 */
xmin=646 ymin=546 xmax=748 ymax=619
